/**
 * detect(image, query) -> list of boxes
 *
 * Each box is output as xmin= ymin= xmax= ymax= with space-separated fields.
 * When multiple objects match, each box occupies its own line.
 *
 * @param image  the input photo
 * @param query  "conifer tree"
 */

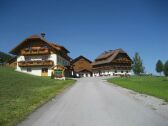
xmin=156 ymin=60 xmax=163 ymax=76
xmin=132 ymin=52 xmax=144 ymax=75
xmin=163 ymin=61 xmax=168 ymax=77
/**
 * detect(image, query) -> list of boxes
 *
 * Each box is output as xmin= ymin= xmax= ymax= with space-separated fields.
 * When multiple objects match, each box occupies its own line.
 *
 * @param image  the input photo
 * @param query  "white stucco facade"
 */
xmin=16 ymin=67 xmax=53 ymax=76
xmin=16 ymin=54 xmax=70 ymax=76
xmin=93 ymin=70 xmax=132 ymax=77
xmin=76 ymin=73 xmax=91 ymax=77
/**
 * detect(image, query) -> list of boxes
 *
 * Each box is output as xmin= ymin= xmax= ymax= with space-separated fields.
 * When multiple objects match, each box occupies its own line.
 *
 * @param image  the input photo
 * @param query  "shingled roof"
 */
xmin=10 ymin=34 xmax=70 ymax=55
xmin=92 ymin=48 xmax=131 ymax=66
xmin=50 ymin=42 xmax=69 ymax=53
xmin=72 ymin=55 xmax=92 ymax=64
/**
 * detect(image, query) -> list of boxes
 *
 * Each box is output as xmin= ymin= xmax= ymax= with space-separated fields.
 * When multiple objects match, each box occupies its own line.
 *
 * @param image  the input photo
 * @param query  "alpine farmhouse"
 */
xmin=92 ymin=49 xmax=132 ymax=77
xmin=72 ymin=56 xmax=92 ymax=77
xmin=10 ymin=33 xmax=71 ymax=77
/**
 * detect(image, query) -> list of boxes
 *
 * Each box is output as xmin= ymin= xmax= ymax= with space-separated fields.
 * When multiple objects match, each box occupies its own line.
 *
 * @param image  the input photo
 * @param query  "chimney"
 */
xmin=41 ymin=32 xmax=46 ymax=38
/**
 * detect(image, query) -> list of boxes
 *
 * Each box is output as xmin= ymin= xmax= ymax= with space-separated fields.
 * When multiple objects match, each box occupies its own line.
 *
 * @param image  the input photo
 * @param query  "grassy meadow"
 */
xmin=0 ymin=67 xmax=75 ymax=126
xmin=107 ymin=76 xmax=168 ymax=101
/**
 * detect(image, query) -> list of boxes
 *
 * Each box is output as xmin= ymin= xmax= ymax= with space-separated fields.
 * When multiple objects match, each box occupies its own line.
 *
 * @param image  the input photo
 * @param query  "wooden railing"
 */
xmin=112 ymin=59 xmax=132 ymax=63
xmin=21 ymin=48 xmax=50 ymax=55
xmin=18 ymin=60 xmax=53 ymax=67
xmin=92 ymin=65 xmax=132 ymax=70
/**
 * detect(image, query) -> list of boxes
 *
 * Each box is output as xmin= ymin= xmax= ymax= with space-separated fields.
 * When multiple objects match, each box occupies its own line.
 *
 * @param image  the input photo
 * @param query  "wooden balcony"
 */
xmin=18 ymin=60 xmax=54 ymax=67
xmin=92 ymin=65 xmax=132 ymax=70
xmin=21 ymin=48 xmax=50 ymax=55
xmin=113 ymin=66 xmax=132 ymax=70
xmin=112 ymin=59 xmax=132 ymax=63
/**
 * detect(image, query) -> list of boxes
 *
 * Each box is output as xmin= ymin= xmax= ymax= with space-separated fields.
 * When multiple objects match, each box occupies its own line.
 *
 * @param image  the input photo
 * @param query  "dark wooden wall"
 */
xmin=73 ymin=58 xmax=92 ymax=72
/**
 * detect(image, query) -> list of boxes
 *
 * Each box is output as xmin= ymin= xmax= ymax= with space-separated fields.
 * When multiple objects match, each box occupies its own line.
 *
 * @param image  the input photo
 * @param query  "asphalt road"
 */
xmin=18 ymin=77 xmax=168 ymax=126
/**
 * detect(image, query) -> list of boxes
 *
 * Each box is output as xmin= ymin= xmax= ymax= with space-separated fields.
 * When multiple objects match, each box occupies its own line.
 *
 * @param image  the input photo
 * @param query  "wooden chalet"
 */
xmin=92 ymin=49 xmax=132 ymax=76
xmin=10 ymin=33 xmax=72 ymax=77
xmin=72 ymin=56 xmax=92 ymax=77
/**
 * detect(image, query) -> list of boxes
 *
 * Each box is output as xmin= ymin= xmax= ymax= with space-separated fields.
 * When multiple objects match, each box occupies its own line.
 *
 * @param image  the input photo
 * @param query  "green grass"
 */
xmin=107 ymin=76 xmax=168 ymax=101
xmin=0 ymin=67 xmax=76 ymax=126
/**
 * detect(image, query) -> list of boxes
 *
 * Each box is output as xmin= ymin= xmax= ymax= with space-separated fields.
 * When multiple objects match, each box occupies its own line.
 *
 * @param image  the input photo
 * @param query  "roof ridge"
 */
xmin=72 ymin=55 xmax=92 ymax=63
xmin=10 ymin=34 xmax=70 ymax=54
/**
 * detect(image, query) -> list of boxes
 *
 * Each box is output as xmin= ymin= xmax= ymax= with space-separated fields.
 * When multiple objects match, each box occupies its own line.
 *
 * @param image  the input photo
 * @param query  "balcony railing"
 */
xmin=92 ymin=65 xmax=132 ymax=70
xmin=21 ymin=48 xmax=50 ymax=55
xmin=18 ymin=60 xmax=54 ymax=67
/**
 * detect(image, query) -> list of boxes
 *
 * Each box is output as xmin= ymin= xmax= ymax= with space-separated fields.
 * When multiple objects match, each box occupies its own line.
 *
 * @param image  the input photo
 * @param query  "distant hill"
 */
xmin=0 ymin=51 xmax=13 ymax=63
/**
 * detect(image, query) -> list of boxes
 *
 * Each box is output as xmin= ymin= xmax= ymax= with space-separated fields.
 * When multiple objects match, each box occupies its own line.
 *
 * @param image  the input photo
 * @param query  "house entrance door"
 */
xmin=41 ymin=68 xmax=48 ymax=76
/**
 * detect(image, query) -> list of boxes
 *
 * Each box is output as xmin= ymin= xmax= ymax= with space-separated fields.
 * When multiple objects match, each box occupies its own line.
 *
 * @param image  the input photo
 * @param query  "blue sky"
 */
xmin=0 ymin=0 xmax=168 ymax=74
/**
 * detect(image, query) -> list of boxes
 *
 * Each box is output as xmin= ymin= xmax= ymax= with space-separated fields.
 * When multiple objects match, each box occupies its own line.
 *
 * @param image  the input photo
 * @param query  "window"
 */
xmin=57 ymin=57 xmax=60 ymax=62
xmin=115 ymin=70 xmax=117 ymax=73
xmin=42 ymin=44 xmax=47 ymax=48
xmin=126 ymin=71 xmax=128 ymax=73
xmin=28 ymin=45 xmax=32 ymax=51
xmin=27 ymin=68 xmax=32 ymax=72
xmin=42 ymin=56 xmax=48 ymax=60
xmin=121 ymin=70 xmax=123 ymax=73
xmin=63 ymin=60 xmax=67 ymax=66
xmin=42 ymin=68 xmax=48 ymax=73
xmin=25 ymin=56 xmax=31 ymax=61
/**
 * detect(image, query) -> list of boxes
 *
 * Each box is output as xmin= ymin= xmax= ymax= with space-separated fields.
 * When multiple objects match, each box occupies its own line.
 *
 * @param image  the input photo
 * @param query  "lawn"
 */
xmin=0 ymin=67 xmax=76 ymax=126
xmin=107 ymin=76 xmax=168 ymax=101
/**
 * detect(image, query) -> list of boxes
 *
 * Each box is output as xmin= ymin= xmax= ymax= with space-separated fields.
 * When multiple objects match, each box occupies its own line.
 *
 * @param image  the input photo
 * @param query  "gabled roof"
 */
xmin=72 ymin=55 xmax=92 ymax=64
xmin=10 ymin=34 xmax=70 ymax=55
xmin=92 ymin=48 xmax=132 ymax=66
xmin=50 ymin=42 xmax=69 ymax=53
